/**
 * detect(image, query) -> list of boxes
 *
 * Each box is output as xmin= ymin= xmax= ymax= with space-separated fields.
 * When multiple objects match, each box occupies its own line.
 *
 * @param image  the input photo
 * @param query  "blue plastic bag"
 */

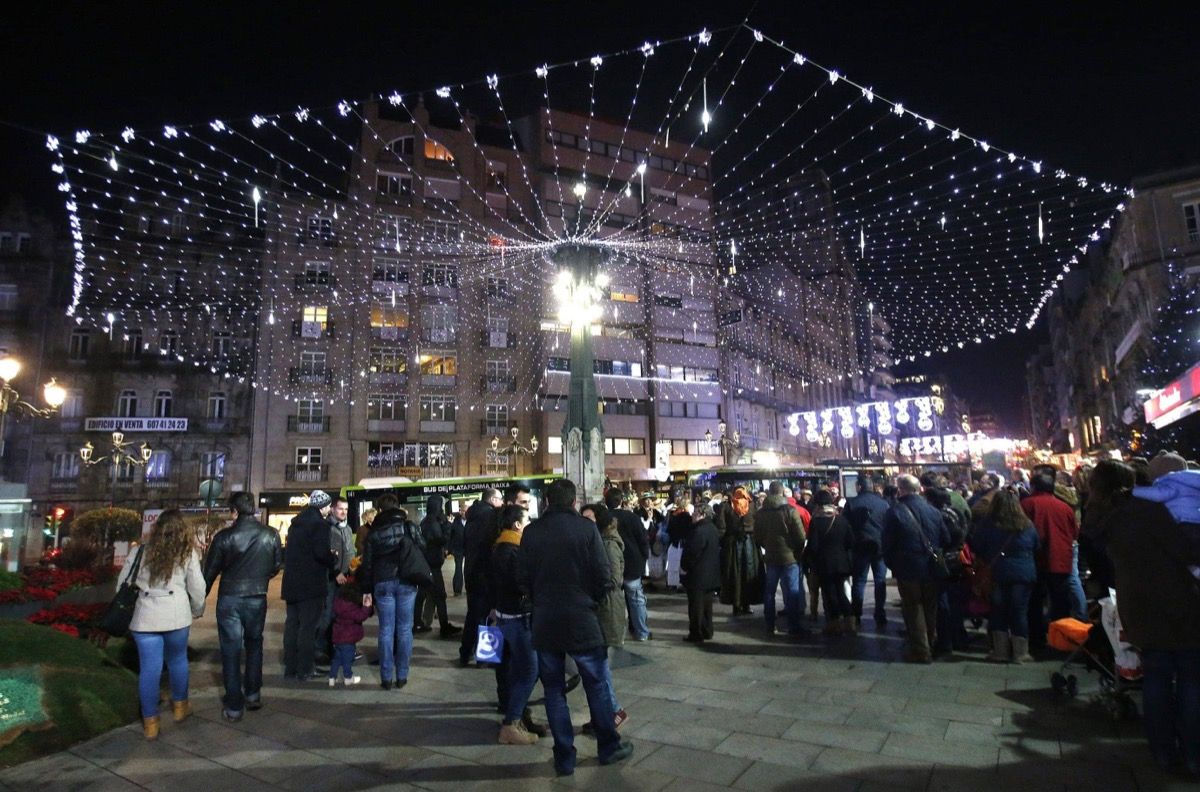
xmin=475 ymin=620 xmax=505 ymax=665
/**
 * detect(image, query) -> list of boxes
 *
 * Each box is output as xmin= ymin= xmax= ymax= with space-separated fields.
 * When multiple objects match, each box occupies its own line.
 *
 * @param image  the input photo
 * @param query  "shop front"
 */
xmin=1144 ymin=362 xmax=1200 ymax=429
xmin=258 ymin=491 xmax=314 ymax=541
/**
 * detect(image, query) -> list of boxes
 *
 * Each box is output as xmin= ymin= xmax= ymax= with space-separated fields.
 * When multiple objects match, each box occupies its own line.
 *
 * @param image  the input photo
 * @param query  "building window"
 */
xmin=485 ymin=404 xmax=508 ymax=430
xmin=419 ymin=353 xmax=457 ymax=376
xmin=212 ymin=331 xmax=233 ymax=358
xmin=117 ymin=389 xmax=138 ymax=417
xmin=296 ymin=447 xmax=322 ymax=468
xmin=372 ymin=257 xmax=409 ymax=282
xmin=52 ymin=451 xmax=80 ymax=479
xmin=657 ymin=401 xmax=720 ymax=419
xmin=419 ymin=395 xmax=456 ymax=422
xmin=300 ymin=351 xmax=326 ymax=375
xmin=368 ymin=346 xmax=406 ymax=374
xmin=123 ymin=329 xmax=143 ymax=360
xmin=377 ymin=172 xmax=413 ymax=197
xmin=300 ymin=305 xmax=329 ymax=336
xmin=170 ymin=213 xmax=186 ymax=237
xmin=69 ymin=329 xmax=90 ymax=361
xmin=605 ymin=437 xmax=646 ymax=455
xmin=375 ymin=215 xmax=410 ymax=249
xmin=207 ymin=391 xmax=226 ymax=419
xmin=0 ymin=233 xmax=10 ymax=253
xmin=670 ymin=439 xmax=720 ymax=456
xmin=159 ymin=330 xmax=178 ymax=358
xmin=610 ymin=290 xmax=640 ymax=303
xmin=421 ymin=303 xmax=457 ymax=343
xmin=486 ymin=277 xmax=510 ymax=298
xmin=201 ymin=451 xmax=225 ymax=480
xmin=298 ymin=399 xmax=325 ymax=421
xmin=486 ymin=359 xmax=510 ymax=381
xmin=307 ymin=215 xmax=334 ymax=241
xmin=422 ymin=219 xmax=459 ymax=243
xmin=654 ymin=364 xmax=718 ymax=382
xmin=367 ymin=394 xmax=404 ymax=421
xmin=424 ymin=138 xmax=454 ymax=162
xmin=60 ymin=390 xmax=83 ymax=418
xmin=145 ymin=450 xmax=171 ymax=481
xmin=370 ymin=303 xmax=408 ymax=333
xmin=387 ymin=136 xmax=415 ymax=158
xmin=303 ymin=260 xmax=331 ymax=284
xmin=153 ymin=390 xmax=173 ymax=418
xmin=421 ymin=262 xmax=459 ymax=287
xmin=1186 ymin=202 xmax=1200 ymax=243
xmin=0 ymin=284 xmax=17 ymax=311
xmin=168 ymin=269 xmax=186 ymax=295
xmin=16 ymin=233 xmax=31 ymax=253
xmin=547 ymin=436 xmax=563 ymax=455
xmin=486 ymin=162 xmax=507 ymax=191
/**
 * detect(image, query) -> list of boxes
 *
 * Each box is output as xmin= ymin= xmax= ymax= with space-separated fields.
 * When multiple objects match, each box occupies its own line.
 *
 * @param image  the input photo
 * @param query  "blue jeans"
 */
xmin=623 ymin=578 xmax=650 ymax=639
xmin=538 ymin=646 xmax=621 ymax=774
xmin=1067 ymin=544 xmax=1087 ymax=620
xmin=215 ymin=595 xmax=267 ymax=713
xmin=330 ymin=643 xmax=356 ymax=679
xmin=497 ymin=616 xmax=539 ymax=724
xmin=1142 ymin=649 xmax=1200 ymax=771
xmin=851 ymin=548 xmax=888 ymax=620
xmin=763 ymin=563 xmax=802 ymax=634
xmin=131 ymin=627 xmax=190 ymax=718
xmin=989 ymin=581 xmax=1033 ymax=637
xmin=374 ymin=579 xmax=418 ymax=683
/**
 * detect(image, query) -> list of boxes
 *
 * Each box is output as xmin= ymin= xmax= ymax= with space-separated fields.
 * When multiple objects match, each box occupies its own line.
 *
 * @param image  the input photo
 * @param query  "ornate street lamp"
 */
xmin=80 ymin=431 xmax=153 ymax=506
xmin=490 ymin=426 xmax=539 ymax=477
xmin=0 ymin=355 xmax=68 ymax=462
xmin=705 ymin=420 xmax=743 ymax=466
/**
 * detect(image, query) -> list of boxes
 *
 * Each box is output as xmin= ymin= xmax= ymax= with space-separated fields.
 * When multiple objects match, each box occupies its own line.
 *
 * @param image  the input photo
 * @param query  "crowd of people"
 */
xmin=116 ymin=449 xmax=1199 ymax=778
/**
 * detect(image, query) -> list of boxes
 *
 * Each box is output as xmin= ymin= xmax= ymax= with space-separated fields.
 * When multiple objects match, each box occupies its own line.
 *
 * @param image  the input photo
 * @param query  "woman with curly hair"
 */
xmin=119 ymin=509 xmax=206 ymax=740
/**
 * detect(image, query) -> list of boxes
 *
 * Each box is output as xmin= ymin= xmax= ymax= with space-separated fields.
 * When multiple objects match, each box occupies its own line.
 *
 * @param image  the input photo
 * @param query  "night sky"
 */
xmin=2 ymin=1 xmax=1193 ymax=434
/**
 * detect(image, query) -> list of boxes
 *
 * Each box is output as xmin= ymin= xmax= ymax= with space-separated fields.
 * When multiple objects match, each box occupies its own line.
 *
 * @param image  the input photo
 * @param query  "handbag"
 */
xmin=398 ymin=534 xmax=434 ymax=587
xmin=475 ymin=617 xmax=505 ymax=665
xmin=971 ymin=533 xmax=1015 ymax=601
xmin=900 ymin=505 xmax=949 ymax=581
xmin=99 ymin=545 xmax=144 ymax=637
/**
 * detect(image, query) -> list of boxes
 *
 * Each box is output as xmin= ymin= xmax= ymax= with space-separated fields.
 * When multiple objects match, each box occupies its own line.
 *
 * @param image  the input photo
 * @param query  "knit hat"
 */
xmin=1149 ymin=452 xmax=1187 ymax=481
xmin=309 ymin=489 xmax=332 ymax=508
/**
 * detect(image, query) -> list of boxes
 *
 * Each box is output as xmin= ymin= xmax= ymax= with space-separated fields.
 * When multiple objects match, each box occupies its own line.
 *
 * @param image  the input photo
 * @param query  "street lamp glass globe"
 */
xmin=530 ymin=436 xmax=539 ymax=452
xmin=111 ymin=431 xmax=125 ymax=446
xmin=43 ymin=379 xmax=67 ymax=408
xmin=79 ymin=442 xmax=93 ymax=463
xmin=140 ymin=444 xmax=153 ymax=463
xmin=510 ymin=425 xmax=519 ymax=440
xmin=490 ymin=436 xmax=499 ymax=452
xmin=0 ymin=357 xmax=20 ymax=383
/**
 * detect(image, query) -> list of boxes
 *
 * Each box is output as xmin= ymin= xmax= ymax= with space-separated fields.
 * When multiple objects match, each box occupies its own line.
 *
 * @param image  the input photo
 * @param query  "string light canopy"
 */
xmin=47 ymin=23 xmax=1126 ymax=411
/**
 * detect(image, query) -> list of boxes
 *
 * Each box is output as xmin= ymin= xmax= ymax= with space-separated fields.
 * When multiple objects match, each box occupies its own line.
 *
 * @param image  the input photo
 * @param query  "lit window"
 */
xmin=424 ymin=138 xmax=455 ymax=162
xmin=419 ymin=353 xmax=457 ymax=376
xmin=302 ymin=305 xmax=329 ymax=328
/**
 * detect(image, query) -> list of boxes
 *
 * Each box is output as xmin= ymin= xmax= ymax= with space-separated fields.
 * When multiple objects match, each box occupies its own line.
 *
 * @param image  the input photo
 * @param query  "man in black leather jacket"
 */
xmin=203 ymin=491 xmax=284 ymax=721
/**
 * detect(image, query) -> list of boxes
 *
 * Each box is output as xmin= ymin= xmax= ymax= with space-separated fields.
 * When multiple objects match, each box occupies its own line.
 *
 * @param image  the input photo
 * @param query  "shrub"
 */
xmin=0 ymin=569 xmax=21 ymax=592
xmin=70 ymin=508 xmax=142 ymax=545
xmin=56 ymin=540 xmax=101 ymax=571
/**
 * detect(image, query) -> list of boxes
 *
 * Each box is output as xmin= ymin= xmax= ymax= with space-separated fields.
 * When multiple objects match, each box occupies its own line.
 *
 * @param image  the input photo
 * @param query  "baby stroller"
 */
xmin=1046 ymin=592 xmax=1142 ymax=721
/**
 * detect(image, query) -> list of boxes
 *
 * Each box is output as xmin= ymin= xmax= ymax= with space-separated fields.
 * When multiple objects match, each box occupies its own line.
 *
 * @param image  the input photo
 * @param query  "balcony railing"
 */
xmin=293 ymin=273 xmax=338 ymax=290
xmin=480 ymin=330 xmax=515 ymax=348
xmin=479 ymin=420 xmax=518 ymax=437
xmin=480 ymin=375 xmax=517 ymax=393
xmin=288 ymin=367 xmax=335 ymax=385
xmin=292 ymin=319 xmax=336 ymax=339
xmin=367 ymin=371 xmax=407 ymax=386
xmin=295 ymin=233 xmax=340 ymax=248
xmin=287 ymin=415 xmax=331 ymax=433
xmin=144 ymin=476 xmax=173 ymax=489
xmin=421 ymin=374 xmax=457 ymax=388
xmin=49 ymin=476 xmax=78 ymax=490
xmin=285 ymin=464 xmax=329 ymax=482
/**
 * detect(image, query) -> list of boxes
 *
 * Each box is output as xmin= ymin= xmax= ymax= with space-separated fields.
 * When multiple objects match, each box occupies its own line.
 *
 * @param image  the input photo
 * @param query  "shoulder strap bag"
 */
xmin=900 ymin=504 xmax=950 ymax=581
xmin=99 ymin=545 xmax=145 ymax=636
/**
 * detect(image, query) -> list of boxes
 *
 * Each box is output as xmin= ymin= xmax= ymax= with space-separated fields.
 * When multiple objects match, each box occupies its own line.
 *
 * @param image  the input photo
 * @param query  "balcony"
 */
xmin=422 ymin=374 xmax=457 ymax=388
xmin=49 ymin=476 xmax=78 ymax=491
xmin=295 ymin=233 xmax=340 ymax=248
xmin=367 ymin=419 xmax=406 ymax=433
xmin=370 ymin=325 xmax=409 ymax=342
xmin=367 ymin=371 xmax=407 ymax=386
xmin=371 ymin=279 xmax=409 ymax=297
xmin=479 ymin=420 xmax=518 ymax=437
xmin=420 ymin=330 xmax=457 ymax=345
xmin=293 ymin=273 xmax=338 ymax=290
xmin=285 ymin=463 xmax=329 ymax=482
xmin=144 ymin=476 xmax=173 ymax=489
xmin=288 ymin=367 xmax=335 ymax=386
xmin=419 ymin=420 xmax=456 ymax=433
xmin=480 ymin=330 xmax=515 ymax=349
xmin=287 ymin=415 xmax=331 ymax=433
xmin=480 ymin=375 xmax=516 ymax=394
xmin=292 ymin=319 xmax=336 ymax=339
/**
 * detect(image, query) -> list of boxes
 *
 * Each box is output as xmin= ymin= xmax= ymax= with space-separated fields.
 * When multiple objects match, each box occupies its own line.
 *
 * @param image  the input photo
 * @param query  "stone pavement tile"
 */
xmin=903 ymin=699 xmax=1005 ymax=726
xmin=818 ymin=687 xmax=911 ymax=714
xmin=0 ymin=751 xmax=114 ymax=791
xmin=686 ymin=706 xmax=797 ymax=739
xmin=809 ymin=747 xmax=932 ymax=790
xmin=630 ymin=683 xmax=697 ymax=703
xmin=954 ymin=688 xmax=1037 ymax=711
xmin=845 ymin=709 xmax=950 ymax=739
xmin=308 ymin=743 xmax=431 ymax=777
xmin=552 ymin=754 xmax=675 ymax=792
xmin=633 ymin=743 xmax=753 ymax=786
xmin=926 ymin=766 xmax=1064 ymax=792
xmin=994 ymin=758 xmax=1137 ymax=791
xmin=66 ymin=726 xmax=147 ymax=768
xmin=941 ymin=721 xmax=999 ymax=743
xmin=730 ymin=759 xmax=860 ymax=791
xmin=996 ymin=738 xmax=1063 ymax=763
xmin=758 ymin=697 xmax=850 ymax=725
xmin=881 ymin=732 xmax=999 ymax=769
xmin=780 ymin=720 xmax=889 ymax=753
xmin=788 ymin=673 xmax=876 ymax=693
xmin=711 ymin=731 xmax=824 ymax=770
xmin=277 ymin=763 xmax=391 ymax=792
xmin=684 ymin=689 xmax=774 ymax=715
xmin=240 ymin=748 xmax=339 ymax=785
xmin=621 ymin=719 xmax=732 ymax=751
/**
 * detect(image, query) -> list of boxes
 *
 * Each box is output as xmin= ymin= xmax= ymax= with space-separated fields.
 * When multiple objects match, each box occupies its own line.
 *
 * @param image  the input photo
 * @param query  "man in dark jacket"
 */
xmin=1108 ymin=465 xmax=1200 ymax=776
xmin=415 ymin=494 xmax=460 ymax=637
xmin=882 ymin=475 xmax=951 ymax=663
xmin=606 ymin=488 xmax=652 ymax=640
xmin=518 ymin=478 xmax=633 ymax=776
xmin=448 ymin=502 xmax=467 ymax=596
xmin=203 ymin=491 xmax=283 ymax=721
xmin=682 ymin=502 xmax=721 ymax=642
xmin=753 ymin=482 xmax=807 ymax=636
xmin=281 ymin=490 xmax=339 ymax=681
xmin=460 ymin=488 xmax=503 ymax=666
xmin=845 ymin=474 xmax=891 ymax=629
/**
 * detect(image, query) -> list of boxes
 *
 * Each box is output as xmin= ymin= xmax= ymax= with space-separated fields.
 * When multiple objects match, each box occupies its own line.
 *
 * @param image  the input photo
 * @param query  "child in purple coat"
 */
xmin=330 ymin=581 xmax=373 ymax=686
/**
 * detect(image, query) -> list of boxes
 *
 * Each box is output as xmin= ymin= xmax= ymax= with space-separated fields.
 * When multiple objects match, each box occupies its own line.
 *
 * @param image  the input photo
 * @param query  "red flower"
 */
xmin=50 ymin=623 xmax=80 ymax=637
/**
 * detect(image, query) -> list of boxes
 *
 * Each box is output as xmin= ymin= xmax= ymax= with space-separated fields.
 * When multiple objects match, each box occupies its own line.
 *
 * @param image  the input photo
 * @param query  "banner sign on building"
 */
xmin=85 ymin=417 xmax=188 ymax=432
xmin=1144 ymin=362 xmax=1200 ymax=429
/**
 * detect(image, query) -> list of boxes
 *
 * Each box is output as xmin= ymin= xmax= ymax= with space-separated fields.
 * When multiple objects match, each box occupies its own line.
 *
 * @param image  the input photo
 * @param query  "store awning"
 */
xmin=1144 ymin=362 xmax=1200 ymax=429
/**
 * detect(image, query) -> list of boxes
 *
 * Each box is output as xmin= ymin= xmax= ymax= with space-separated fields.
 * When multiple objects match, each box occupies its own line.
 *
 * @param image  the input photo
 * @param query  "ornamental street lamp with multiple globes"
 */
xmin=0 ymin=355 xmax=68 ymax=462
xmin=705 ymin=420 xmax=744 ymax=466
xmin=490 ymin=426 xmax=538 ymax=477
xmin=80 ymin=431 xmax=153 ymax=507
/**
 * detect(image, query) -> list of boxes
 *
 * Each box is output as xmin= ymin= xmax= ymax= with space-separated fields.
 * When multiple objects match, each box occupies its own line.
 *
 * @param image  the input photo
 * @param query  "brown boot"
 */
xmin=498 ymin=721 xmax=538 ymax=745
xmin=143 ymin=715 xmax=160 ymax=741
xmin=172 ymin=700 xmax=191 ymax=724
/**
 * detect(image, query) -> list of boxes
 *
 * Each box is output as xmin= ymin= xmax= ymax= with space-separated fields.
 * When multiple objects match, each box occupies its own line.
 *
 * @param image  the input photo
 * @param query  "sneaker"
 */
xmin=498 ymin=721 xmax=539 ymax=745
xmin=345 ymin=675 xmax=362 ymax=686
xmin=222 ymin=708 xmax=243 ymax=722
xmin=614 ymin=709 xmax=628 ymax=730
xmin=328 ymin=678 xmax=337 ymax=687
xmin=245 ymin=697 xmax=262 ymax=711
xmin=413 ymin=624 xmax=432 ymax=634
xmin=599 ymin=740 xmax=634 ymax=765
xmin=440 ymin=624 xmax=463 ymax=638
xmin=353 ymin=652 xmax=364 ymax=662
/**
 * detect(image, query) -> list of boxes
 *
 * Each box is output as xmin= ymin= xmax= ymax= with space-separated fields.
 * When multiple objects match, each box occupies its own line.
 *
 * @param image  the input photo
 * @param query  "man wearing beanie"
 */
xmin=282 ymin=490 xmax=339 ymax=681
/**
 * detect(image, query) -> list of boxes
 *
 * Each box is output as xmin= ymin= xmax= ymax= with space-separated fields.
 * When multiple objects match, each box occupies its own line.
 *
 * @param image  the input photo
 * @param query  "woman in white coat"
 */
xmin=118 ymin=509 xmax=206 ymax=739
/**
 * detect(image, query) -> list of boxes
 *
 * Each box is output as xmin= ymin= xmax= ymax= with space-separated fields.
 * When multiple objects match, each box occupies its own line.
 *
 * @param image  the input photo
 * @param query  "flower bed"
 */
xmin=26 ymin=603 xmax=107 ymax=637
xmin=0 ymin=568 xmax=105 ymax=605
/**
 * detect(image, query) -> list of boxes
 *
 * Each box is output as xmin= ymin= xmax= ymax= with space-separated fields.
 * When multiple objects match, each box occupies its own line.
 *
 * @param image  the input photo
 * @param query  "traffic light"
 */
xmin=44 ymin=505 xmax=69 ymax=542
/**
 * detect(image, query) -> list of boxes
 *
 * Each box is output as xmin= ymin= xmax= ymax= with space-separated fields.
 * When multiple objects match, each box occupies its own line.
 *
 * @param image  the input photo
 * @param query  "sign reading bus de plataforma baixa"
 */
xmin=85 ymin=417 xmax=189 ymax=432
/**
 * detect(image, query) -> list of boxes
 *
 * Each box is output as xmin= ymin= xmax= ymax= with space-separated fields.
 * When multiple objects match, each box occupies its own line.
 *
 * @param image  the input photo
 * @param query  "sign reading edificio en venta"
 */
xmin=85 ymin=417 xmax=189 ymax=432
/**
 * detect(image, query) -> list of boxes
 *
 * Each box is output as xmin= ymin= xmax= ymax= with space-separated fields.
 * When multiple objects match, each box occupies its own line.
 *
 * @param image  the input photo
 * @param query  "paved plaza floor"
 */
xmin=2 ymin=573 xmax=1189 ymax=791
